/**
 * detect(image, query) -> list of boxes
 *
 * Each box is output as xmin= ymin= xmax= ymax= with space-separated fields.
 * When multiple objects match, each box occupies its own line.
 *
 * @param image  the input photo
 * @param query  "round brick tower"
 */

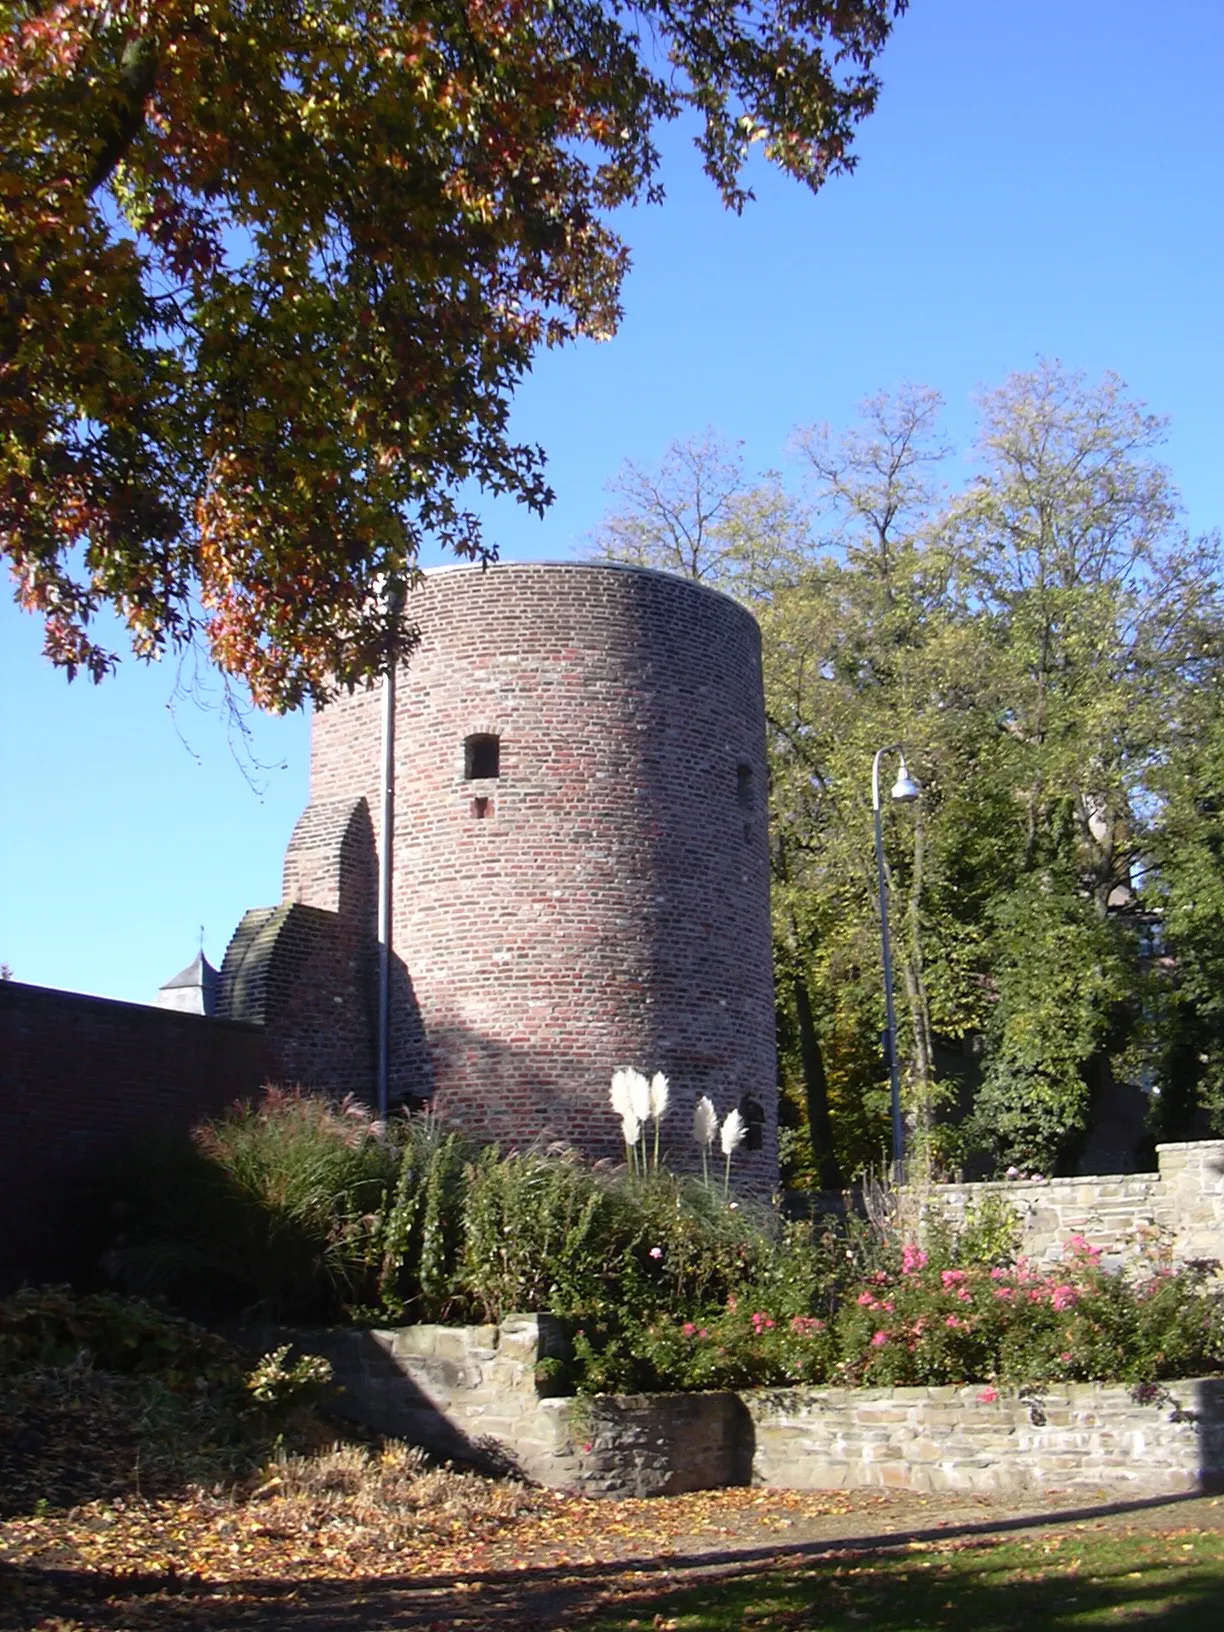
xmin=304 ymin=561 xmax=776 ymax=1183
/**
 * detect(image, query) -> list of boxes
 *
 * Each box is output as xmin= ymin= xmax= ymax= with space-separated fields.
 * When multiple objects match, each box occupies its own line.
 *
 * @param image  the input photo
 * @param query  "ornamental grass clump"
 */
xmin=692 ymin=1094 xmax=717 ymax=1186
xmin=609 ymin=1067 xmax=670 ymax=1174
xmin=99 ymin=1087 xmax=400 ymax=1320
xmin=720 ymin=1106 xmax=747 ymax=1197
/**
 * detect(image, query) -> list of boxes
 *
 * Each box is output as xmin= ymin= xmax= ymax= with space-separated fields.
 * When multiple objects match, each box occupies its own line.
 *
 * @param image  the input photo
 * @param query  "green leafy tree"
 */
xmin=1143 ymin=684 xmax=1224 ymax=1137
xmin=592 ymin=366 xmax=1224 ymax=1181
xmin=1 ymin=0 xmax=906 ymax=709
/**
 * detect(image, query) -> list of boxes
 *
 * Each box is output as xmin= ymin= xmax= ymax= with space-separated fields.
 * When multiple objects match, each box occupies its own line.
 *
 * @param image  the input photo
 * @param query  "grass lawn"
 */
xmin=585 ymin=1515 xmax=1224 ymax=1631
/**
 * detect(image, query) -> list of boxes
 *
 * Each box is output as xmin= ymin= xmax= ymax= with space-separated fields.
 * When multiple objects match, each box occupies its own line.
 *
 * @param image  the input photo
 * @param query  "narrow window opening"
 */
xmin=737 ymin=763 xmax=754 ymax=810
xmin=471 ymin=796 xmax=491 ymax=820
xmin=737 ymin=1092 xmax=765 ymax=1151
xmin=465 ymin=733 xmax=500 ymax=780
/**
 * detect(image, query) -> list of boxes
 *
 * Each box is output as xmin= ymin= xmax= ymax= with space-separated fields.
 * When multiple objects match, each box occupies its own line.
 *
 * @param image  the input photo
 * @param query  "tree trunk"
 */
xmin=791 ymin=975 xmax=844 ymax=1190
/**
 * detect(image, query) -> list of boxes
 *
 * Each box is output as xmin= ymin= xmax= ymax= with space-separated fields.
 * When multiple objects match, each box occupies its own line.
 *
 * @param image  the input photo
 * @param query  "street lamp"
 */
xmin=872 ymin=745 xmax=920 ymax=1180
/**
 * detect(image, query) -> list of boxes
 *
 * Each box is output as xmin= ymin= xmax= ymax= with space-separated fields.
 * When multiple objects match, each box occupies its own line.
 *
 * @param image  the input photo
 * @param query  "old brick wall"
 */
xmin=0 ymin=980 xmax=270 ymax=1289
xmin=305 ymin=561 xmax=777 ymax=1179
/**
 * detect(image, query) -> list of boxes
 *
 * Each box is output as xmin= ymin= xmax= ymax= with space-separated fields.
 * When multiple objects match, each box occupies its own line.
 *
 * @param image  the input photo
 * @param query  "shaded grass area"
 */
xmin=587 ymin=1521 xmax=1224 ymax=1630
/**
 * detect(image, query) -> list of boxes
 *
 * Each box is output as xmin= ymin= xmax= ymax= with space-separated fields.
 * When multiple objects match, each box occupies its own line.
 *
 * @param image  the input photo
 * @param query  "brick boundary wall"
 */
xmin=0 ymin=981 xmax=271 ymax=1289
xmin=272 ymin=1317 xmax=1224 ymax=1500
xmin=299 ymin=561 xmax=778 ymax=1183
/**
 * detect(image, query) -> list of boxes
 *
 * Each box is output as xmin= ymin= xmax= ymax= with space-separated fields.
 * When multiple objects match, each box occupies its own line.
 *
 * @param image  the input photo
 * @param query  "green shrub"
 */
xmin=101 ymin=1087 xmax=398 ymax=1320
xmin=90 ymin=1089 xmax=1224 ymax=1402
xmin=567 ymin=1234 xmax=1224 ymax=1395
xmin=460 ymin=1147 xmax=618 ymax=1322
xmin=828 ymin=1237 xmax=1224 ymax=1390
xmin=0 ymin=1285 xmax=236 ymax=1384
xmin=370 ymin=1116 xmax=470 ymax=1322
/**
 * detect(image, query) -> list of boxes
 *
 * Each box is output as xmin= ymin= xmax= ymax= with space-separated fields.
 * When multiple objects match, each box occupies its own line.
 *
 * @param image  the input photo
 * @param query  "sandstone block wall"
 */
xmin=304 ymin=561 xmax=778 ymax=1181
xmin=746 ymin=1380 xmax=1223 ymax=1499
xmin=913 ymin=1140 xmax=1224 ymax=1269
xmin=255 ymin=1315 xmax=581 ymax=1487
xmin=287 ymin=1316 xmax=1224 ymax=1502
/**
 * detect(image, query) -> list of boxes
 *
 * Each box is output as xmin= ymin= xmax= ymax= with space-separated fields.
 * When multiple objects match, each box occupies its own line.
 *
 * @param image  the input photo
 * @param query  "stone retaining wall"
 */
xmin=285 ymin=1316 xmax=1224 ymax=1501
xmin=911 ymin=1140 xmax=1224 ymax=1270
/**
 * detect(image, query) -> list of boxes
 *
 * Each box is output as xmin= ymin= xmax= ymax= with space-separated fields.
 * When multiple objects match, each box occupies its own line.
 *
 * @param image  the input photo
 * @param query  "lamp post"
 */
xmin=872 ymin=745 xmax=920 ymax=1180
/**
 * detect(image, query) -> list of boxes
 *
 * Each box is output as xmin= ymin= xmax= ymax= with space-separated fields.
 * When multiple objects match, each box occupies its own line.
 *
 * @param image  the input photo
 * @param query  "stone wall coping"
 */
xmin=927 ymin=1174 xmax=1161 ymax=1196
xmin=1156 ymin=1140 xmax=1224 ymax=1155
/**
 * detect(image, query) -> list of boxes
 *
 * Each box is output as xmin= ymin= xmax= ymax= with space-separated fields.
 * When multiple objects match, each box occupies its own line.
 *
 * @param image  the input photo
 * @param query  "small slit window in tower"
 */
xmin=737 ymin=763 xmax=754 ymax=810
xmin=737 ymin=1092 xmax=765 ymax=1151
xmin=464 ymin=733 xmax=500 ymax=780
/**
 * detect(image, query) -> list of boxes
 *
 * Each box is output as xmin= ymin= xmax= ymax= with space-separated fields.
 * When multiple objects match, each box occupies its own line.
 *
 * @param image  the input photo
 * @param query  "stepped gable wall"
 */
xmin=217 ymin=796 xmax=377 ymax=1100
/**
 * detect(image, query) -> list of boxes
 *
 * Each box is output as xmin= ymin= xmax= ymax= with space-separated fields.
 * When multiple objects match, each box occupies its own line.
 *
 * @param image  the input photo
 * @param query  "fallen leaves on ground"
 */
xmin=0 ymin=1453 xmax=883 ymax=1589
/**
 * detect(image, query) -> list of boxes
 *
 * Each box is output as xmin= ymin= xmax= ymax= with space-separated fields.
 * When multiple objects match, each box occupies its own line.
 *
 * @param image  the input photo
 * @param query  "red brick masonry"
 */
xmin=302 ymin=561 xmax=778 ymax=1179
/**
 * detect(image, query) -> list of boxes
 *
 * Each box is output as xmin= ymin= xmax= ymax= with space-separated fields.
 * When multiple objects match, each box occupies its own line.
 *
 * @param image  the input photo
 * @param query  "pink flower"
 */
xmin=1051 ymin=1285 xmax=1077 ymax=1312
xmin=790 ymin=1316 xmax=825 ymax=1336
xmin=901 ymin=1243 xmax=928 ymax=1275
xmin=945 ymin=1314 xmax=960 ymax=1328
xmin=956 ymin=1287 xmax=972 ymax=1303
xmin=682 ymin=1321 xmax=697 ymax=1337
xmin=941 ymin=1269 xmax=967 ymax=1288
xmin=856 ymin=1291 xmax=877 ymax=1307
xmin=649 ymin=1246 xmax=663 ymax=1259
xmin=992 ymin=1287 xmax=1014 ymax=1301
xmin=1005 ymin=1166 xmax=1020 ymax=1179
xmin=727 ymin=1294 xmax=737 ymax=1313
xmin=1060 ymin=1350 xmax=1072 ymax=1362
xmin=871 ymin=1330 xmax=888 ymax=1347
xmin=977 ymin=1387 xmax=998 ymax=1404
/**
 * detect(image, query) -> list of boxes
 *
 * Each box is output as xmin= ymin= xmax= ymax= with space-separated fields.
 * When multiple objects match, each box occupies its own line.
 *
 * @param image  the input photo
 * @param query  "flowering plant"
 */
xmin=829 ymin=1235 xmax=1224 ymax=1389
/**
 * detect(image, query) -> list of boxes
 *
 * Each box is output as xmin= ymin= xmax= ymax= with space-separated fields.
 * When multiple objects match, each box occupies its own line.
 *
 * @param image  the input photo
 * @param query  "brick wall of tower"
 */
xmin=306 ymin=562 xmax=777 ymax=1183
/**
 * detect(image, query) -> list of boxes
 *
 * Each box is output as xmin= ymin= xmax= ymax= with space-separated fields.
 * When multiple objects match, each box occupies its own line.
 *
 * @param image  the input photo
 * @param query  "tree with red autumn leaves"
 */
xmin=2 ymin=0 xmax=906 ymax=709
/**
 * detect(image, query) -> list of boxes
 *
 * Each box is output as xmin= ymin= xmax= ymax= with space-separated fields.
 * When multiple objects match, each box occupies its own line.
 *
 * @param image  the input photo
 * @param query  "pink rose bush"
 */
xmin=605 ymin=1232 xmax=1223 ymax=1394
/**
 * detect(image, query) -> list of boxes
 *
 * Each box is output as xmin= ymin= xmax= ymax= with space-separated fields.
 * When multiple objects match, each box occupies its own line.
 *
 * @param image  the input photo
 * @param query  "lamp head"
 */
xmin=890 ymin=756 xmax=920 ymax=804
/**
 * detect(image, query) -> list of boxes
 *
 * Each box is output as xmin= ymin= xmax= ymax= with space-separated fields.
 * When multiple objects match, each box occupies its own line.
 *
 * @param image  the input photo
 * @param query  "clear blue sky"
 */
xmin=3 ymin=0 xmax=1222 ymax=1002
